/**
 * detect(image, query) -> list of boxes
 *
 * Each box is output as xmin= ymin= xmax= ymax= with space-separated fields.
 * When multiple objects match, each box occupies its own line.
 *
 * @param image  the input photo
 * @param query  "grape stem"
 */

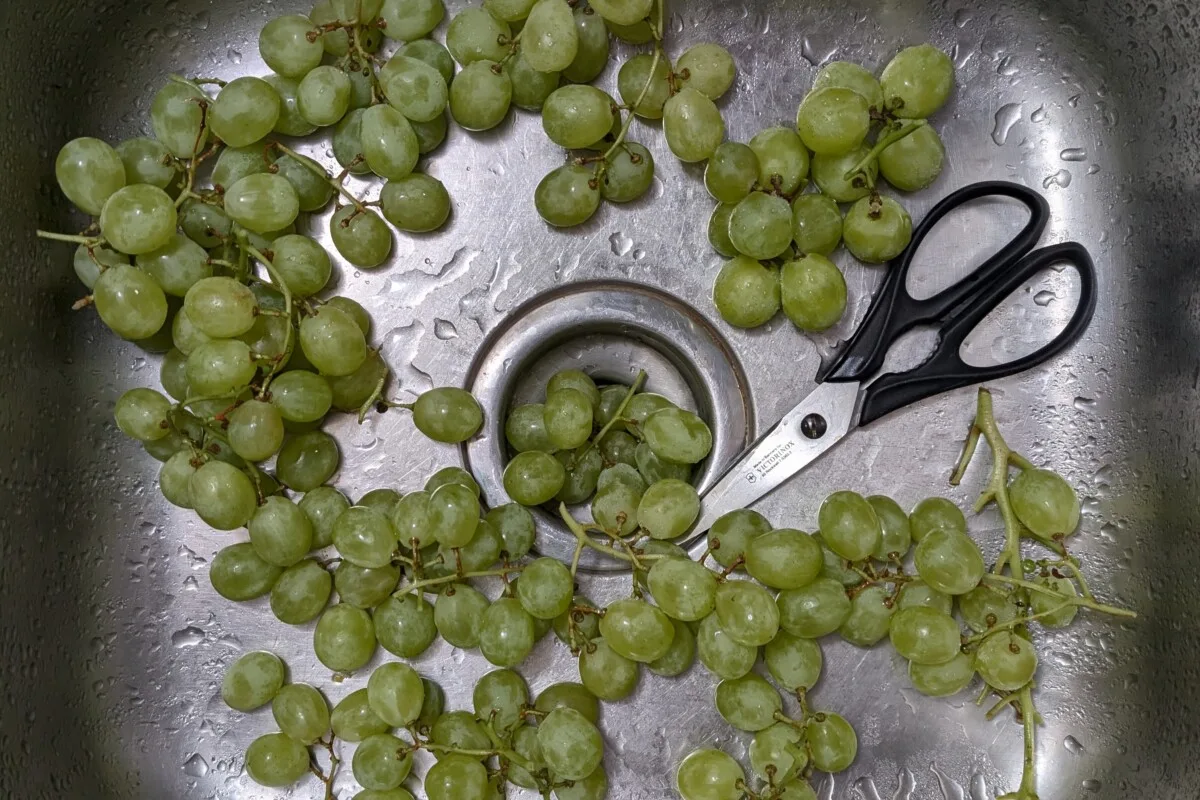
xmin=981 ymin=574 xmax=1135 ymax=619
xmin=35 ymin=230 xmax=103 ymax=246
xmin=572 ymin=370 xmax=648 ymax=464
xmin=244 ymin=244 xmax=295 ymax=392
xmin=842 ymin=119 xmax=928 ymax=183
xmin=392 ymin=566 xmax=524 ymax=599
xmin=600 ymin=46 xmax=663 ymax=165
xmin=358 ymin=356 xmax=390 ymax=423
xmin=271 ymin=141 xmax=369 ymax=214
xmin=559 ymin=503 xmax=660 ymax=570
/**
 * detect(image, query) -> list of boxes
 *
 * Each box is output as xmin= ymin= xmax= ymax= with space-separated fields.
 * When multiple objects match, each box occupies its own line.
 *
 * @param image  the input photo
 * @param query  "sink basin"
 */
xmin=2 ymin=0 xmax=1194 ymax=797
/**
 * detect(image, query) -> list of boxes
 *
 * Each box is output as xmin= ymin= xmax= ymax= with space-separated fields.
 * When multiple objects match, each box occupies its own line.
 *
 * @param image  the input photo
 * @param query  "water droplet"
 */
xmin=991 ymin=103 xmax=1023 ymax=146
xmin=1082 ymin=779 xmax=1102 ymax=792
xmin=996 ymin=56 xmax=1018 ymax=76
xmin=434 ymin=319 xmax=459 ymax=340
xmin=633 ymin=249 xmax=646 ymax=260
xmin=953 ymin=9 xmax=972 ymax=26
xmin=968 ymin=774 xmax=989 ymax=800
xmin=183 ymin=753 xmax=209 ymax=777
xmin=854 ymin=776 xmax=883 ymax=800
xmin=1034 ymin=290 xmax=1056 ymax=306
xmin=1042 ymin=169 xmax=1072 ymax=189
xmin=1030 ymin=105 xmax=1048 ymax=123
xmin=1074 ymin=396 xmax=1096 ymax=411
xmin=1064 ymin=735 xmax=1085 ymax=754
xmin=800 ymin=36 xmax=836 ymax=66
xmin=1087 ymin=164 xmax=1101 ymax=175
xmin=171 ymin=626 xmax=206 ymax=648
xmin=1068 ymin=93 xmax=1082 ymax=107
xmin=1060 ymin=147 xmax=1088 ymax=162
xmin=609 ymin=231 xmax=633 ymax=257
xmin=183 ymin=576 xmax=199 ymax=590
xmin=227 ymin=49 xmax=242 ymax=64
xmin=931 ymin=765 xmax=964 ymax=800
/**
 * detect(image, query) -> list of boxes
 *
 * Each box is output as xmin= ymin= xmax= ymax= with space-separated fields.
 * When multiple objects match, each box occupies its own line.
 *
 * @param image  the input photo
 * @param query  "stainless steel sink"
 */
xmin=3 ymin=0 xmax=1196 ymax=797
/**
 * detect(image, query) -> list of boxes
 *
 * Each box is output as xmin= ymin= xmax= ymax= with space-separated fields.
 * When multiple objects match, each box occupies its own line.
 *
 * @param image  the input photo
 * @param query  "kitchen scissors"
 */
xmin=692 ymin=181 xmax=1098 ymax=533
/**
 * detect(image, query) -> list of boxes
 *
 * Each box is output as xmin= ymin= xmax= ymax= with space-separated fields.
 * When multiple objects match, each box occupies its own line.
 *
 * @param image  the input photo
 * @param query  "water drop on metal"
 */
xmin=991 ymin=103 xmax=1023 ymax=146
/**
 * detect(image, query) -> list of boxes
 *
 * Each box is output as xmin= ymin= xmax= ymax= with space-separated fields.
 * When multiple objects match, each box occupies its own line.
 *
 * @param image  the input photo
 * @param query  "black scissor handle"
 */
xmin=856 ymin=241 xmax=1097 ymax=425
xmin=819 ymin=181 xmax=1050 ymax=384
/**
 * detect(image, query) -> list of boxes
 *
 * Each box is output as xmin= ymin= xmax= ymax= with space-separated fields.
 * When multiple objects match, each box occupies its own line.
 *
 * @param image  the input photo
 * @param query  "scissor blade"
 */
xmin=692 ymin=381 xmax=862 ymax=534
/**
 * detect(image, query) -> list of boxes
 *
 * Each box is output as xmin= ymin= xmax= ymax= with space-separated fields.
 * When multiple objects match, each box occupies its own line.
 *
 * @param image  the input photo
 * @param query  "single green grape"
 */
xmin=506 ymin=403 xmax=553 ymax=453
xmin=601 ymin=141 xmax=655 ymax=203
xmin=179 ymin=199 xmax=232 ymax=249
xmin=705 ymin=142 xmax=759 ymax=204
xmin=623 ymin=391 xmax=676 ymax=432
xmin=380 ymin=173 xmax=452 ymax=232
xmin=270 ymin=559 xmax=332 ymax=624
xmin=975 ymin=630 xmax=1038 ymax=691
xmin=259 ymin=14 xmax=324 ymax=77
xmin=562 ymin=5 xmax=609 ymax=82
xmin=791 ymin=193 xmax=843 ymax=256
xmin=601 ymin=431 xmax=639 ymax=469
xmin=538 ymin=707 xmax=604 ymax=781
xmin=472 ymin=668 xmax=529 ymax=733
xmin=158 ymin=350 xmax=191 ymax=405
xmin=487 ymin=503 xmax=536 ymax=559
xmin=506 ymin=723 xmax=547 ymax=789
xmin=607 ymin=17 xmax=652 ymax=42
xmin=171 ymin=309 xmax=212 ymax=356
xmin=270 ymin=235 xmax=332 ymax=298
xmin=299 ymin=305 xmax=367 ymax=377
xmin=55 ymin=137 xmax=126 ymax=215
xmin=910 ymin=651 xmax=976 ymax=697
xmin=326 ymin=350 xmax=387 ymax=412
xmin=116 ymin=137 xmax=177 ymax=191
xmin=796 ymin=87 xmax=870 ymax=156
xmin=880 ymin=44 xmax=955 ymax=118
xmin=273 ymin=683 xmax=330 ymax=744
xmin=210 ymin=542 xmax=282 ymax=601
xmin=277 ymin=430 xmax=341 ymax=491
xmin=367 ymin=662 xmax=424 ymax=727
xmin=811 ymin=146 xmax=877 ymax=202
xmin=517 ymin=557 xmax=574 ymax=619
xmin=114 ymin=387 xmax=171 ymax=442
xmin=879 ymin=123 xmax=945 ymax=191
xmin=715 ymin=672 xmax=782 ymax=732
xmin=248 ymin=495 xmax=313 ymax=567
xmin=708 ymin=203 xmax=739 ymax=257
xmin=299 ymin=485 xmax=349 ymax=549
xmin=360 ymin=104 xmax=420 ymax=181
xmin=547 ymin=369 xmax=600 ymax=410
xmin=443 ymin=518 xmax=502 ymax=572
xmin=867 ymin=495 xmax=912 ymax=560
xmin=446 ymin=7 xmax=511 ymax=65
xmin=209 ymin=77 xmax=281 ymax=148
xmin=663 ymin=87 xmax=725 ymax=162
xmin=505 ymin=52 xmax=561 ymax=111
xmin=599 ymin=597 xmax=675 ymax=663
xmin=807 ymin=712 xmax=857 ymax=773
xmin=648 ymin=617 xmax=696 ymax=677
xmin=595 ymin=383 xmax=630 ymax=426
xmin=435 ymin=583 xmax=490 ymax=647
xmin=356 ymin=488 xmax=401 ymax=517
xmin=745 ymin=528 xmax=823 ymax=590
xmin=818 ymin=490 xmax=882 ymax=562
xmin=696 ymin=611 xmax=757 ymax=679
xmin=479 ymin=596 xmax=537 ymax=667
xmin=677 ymin=43 xmax=737 ymax=100
xmin=813 ymin=61 xmax=883 ymax=111
xmin=190 ymin=460 xmax=257 ymax=531
xmin=380 ymin=0 xmax=446 ymax=41
xmin=889 ymin=605 xmax=962 ymax=665
xmin=221 ymin=650 xmax=285 ymax=711
xmin=483 ymin=0 xmax=536 ymax=22
xmin=589 ymin=0 xmax=652 ymax=26
xmin=749 ymin=126 xmax=810 ymax=196
xmin=750 ymin=723 xmax=808 ymax=784
xmin=676 ymin=748 xmax=745 ymax=800
xmin=542 ymin=85 xmax=614 ymax=149
xmin=297 ymin=65 xmax=353 ymax=126
xmin=505 ymin=450 xmax=567 ymax=506
xmin=534 ymin=682 xmax=600 ymax=724
xmin=400 ymin=38 xmax=456 ymax=85
xmin=715 ymin=579 xmax=780 ymax=647
xmin=536 ymin=164 xmax=601 ymax=227
xmin=352 ymin=733 xmax=412 ymax=791
xmin=643 ymin=407 xmax=712 ymax=465
xmin=158 ymin=450 xmax=196 ymax=508
xmin=617 ymin=52 xmax=670 ymax=119
xmin=914 ymin=529 xmax=985 ymax=596
xmin=225 ymin=173 xmax=301 ymax=234
xmin=713 ymin=256 xmax=780 ymax=329
xmin=426 ymin=466 xmax=480 ymax=497
xmin=544 ymin=388 xmax=593 ymax=449
xmin=777 ymin=577 xmax=852 ymax=638
xmin=136 ymin=234 xmax=212 ymax=298
xmin=72 ymin=243 xmax=127 ymax=290
xmin=184 ymin=276 xmax=257 ymax=339
xmin=330 ymin=205 xmax=394 ymax=268
xmin=1031 ymin=576 xmax=1079 ymax=627
xmin=374 ymin=593 xmax=438 ymax=658
xmin=637 ymin=478 xmax=700 ymax=539
xmin=379 ymin=55 xmax=449 ymax=123
xmin=1009 ymin=468 xmax=1081 ymax=538
xmin=844 ymin=194 xmax=913 ymax=263
xmin=428 ymin=482 xmax=480 ymax=548
xmin=331 ymin=689 xmax=389 ymax=742
xmin=245 ymin=732 xmax=309 ymax=787
xmin=449 ymin=60 xmax=513 ymax=131
xmin=896 ymin=581 xmax=953 ymax=615
xmin=212 ymin=144 xmax=270 ymax=189
xmin=228 ymin=400 xmax=286 ymax=462
xmin=729 ymin=191 xmax=793 ymax=260
xmin=838 ymin=584 xmax=895 ymax=646
xmin=325 ymin=295 xmax=370 ymax=337
xmin=386 ymin=489 xmax=431 ymax=550
xmin=333 ymin=109 xmax=372 ymax=175
xmin=958 ymin=584 xmax=1020 ymax=633
xmin=909 ymin=497 xmax=967 ymax=542
xmin=522 ymin=0 xmax=579 ymax=73
xmin=425 ymin=753 xmax=490 ymax=800
xmin=591 ymin=464 xmax=646 ymax=535
xmin=708 ymin=508 xmax=771 ymax=568
xmin=577 ymin=638 xmax=640 ymax=700
xmin=332 ymin=505 xmax=397 ymax=568
xmin=313 ymin=603 xmax=377 ymax=672
xmin=410 ymin=387 xmax=483 ymax=443
xmin=267 ymin=75 xmax=319 ymax=137
xmin=100 ymin=184 xmax=177 ymax=255
xmin=765 ymin=629 xmax=824 ymax=692
xmin=151 ymin=81 xmax=210 ymax=159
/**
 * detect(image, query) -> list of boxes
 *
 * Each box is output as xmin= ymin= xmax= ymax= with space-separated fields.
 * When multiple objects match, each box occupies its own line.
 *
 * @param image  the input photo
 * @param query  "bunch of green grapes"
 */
xmin=708 ymin=47 xmax=954 ymax=335
xmin=502 ymin=369 xmax=710 ymax=538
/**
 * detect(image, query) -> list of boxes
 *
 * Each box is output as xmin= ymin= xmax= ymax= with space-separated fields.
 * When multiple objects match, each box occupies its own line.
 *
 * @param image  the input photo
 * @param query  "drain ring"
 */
xmin=463 ymin=280 xmax=754 ymax=572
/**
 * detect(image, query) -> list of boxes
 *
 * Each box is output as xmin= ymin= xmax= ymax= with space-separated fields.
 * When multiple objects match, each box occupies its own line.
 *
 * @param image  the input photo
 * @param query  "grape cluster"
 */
xmin=710 ymin=48 xmax=953 ymax=335
xmin=503 ymin=369 xmax=710 ymax=538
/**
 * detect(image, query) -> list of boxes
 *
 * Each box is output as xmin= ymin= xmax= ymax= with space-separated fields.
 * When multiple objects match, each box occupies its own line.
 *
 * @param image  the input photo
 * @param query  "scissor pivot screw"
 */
xmin=800 ymin=414 xmax=828 ymax=440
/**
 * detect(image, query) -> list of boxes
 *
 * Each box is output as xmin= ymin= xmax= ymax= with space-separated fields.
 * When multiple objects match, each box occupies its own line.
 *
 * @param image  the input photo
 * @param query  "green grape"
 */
xmin=522 ymin=0 xmax=579 ymax=73
xmin=591 ymin=465 xmax=645 ymax=535
xmin=643 ymin=407 xmax=712 ymax=465
xmin=645 ymin=616 xmax=694 ymax=676
xmin=426 ymin=466 xmax=480 ymax=496
xmin=663 ymin=87 xmax=725 ymax=163
xmin=618 ymin=53 xmax=670 ymax=119
xmin=225 ymin=173 xmax=301 ymax=235
xmin=379 ymin=55 xmax=449 ymax=123
xmin=729 ymin=192 xmax=793 ymax=260
xmin=114 ymin=387 xmax=171 ymax=442
xmin=259 ymin=14 xmax=324 ymax=77
xmin=813 ymin=61 xmax=883 ymax=110
xmin=136 ymin=234 xmax=211 ymax=298
xmin=889 ymin=605 xmax=962 ymax=665
xmin=505 ymin=52 xmax=561 ymax=110
xmin=791 ymin=193 xmax=843 ymax=256
xmin=975 ymin=631 xmax=1038 ymax=691
xmin=400 ymin=39 xmax=456 ymax=84
xmin=410 ymin=112 xmax=450 ymax=154
xmin=648 ymin=556 xmax=710 ymax=623
xmin=332 ymin=505 xmax=397 ymax=568
xmin=600 ymin=141 xmax=654 ymax=203
xmin=602 ymin=431 xmax=639 ymax=468
xmin=589 ymin=0 xmax=652 ymax=27
xmin=506 ymin=723 xmax=547 ymax=789
xmin=381 ymin=0 xmax=445 ymax=41
xmin=695 ymin=606 xmax=759 ymax=679
xmin=807 ymin=712 xmax=857 ymax=773
xmin=367 ymin=662 xmax=424 ymax=727
xmin=487 ymin=503 xmax=536 ymax=559
xmin=245 ymin=732 xmax=309 ymax=787
xmin=158 ymin=450 xmax=196 ymax=508
xmin=445 ymin=516 xmax=501 ymax=571
xmin=554 ymin=766 xmax=608 ymax=800
xmin=909 ymin=497 xmax=966 ymax=542
xmin=266 ymin=75 xmax=319 ymax=137
xmin=313 ymin=603 xmax=376 ymax=671
xmin=716 ymin=672 xmax=782 ymax=732
xmin=542 ymin=85 xmax=614 ymax=149
xmin=299 ymin=305 xmax=367 ymax=377
xmin=595 ymin=384 xmax=629 ymax=426
xmin=578 ymin=638 xmax=640 ymax=700
xmin=776 ymin=577 xmax=850 ymax=637
xmin=353 ymin=791 xmax=417 ymax=800
xmin=425 ymin=753 xmax=490 ymax=800
xmin=326 ymin=350 xmax=386 ymax=412
xmin=221 ymin=650 xmax=285 ymax=711
xmin=273 ymin=683 xmax=330 ymax=744
xmin=538 ymin=707 xmax=603 ymax=781
xmin=796 ymin=87 xmax=870 ymax=156
xmin=72 ymin=243 xmax=126 ymax=290
xmin=867 ymin=495 xmax=911 ymax=560
xmin=715 ymin=580 xmax=780 ymax=647
xmin=896 ymin=582 xmax=952 ymax=615
xmin=708 ymin=203 xmax=739 ymax=257
xmin=880 ymin=44 xmax=954 ymax=118
xmin=55 ymin=137 xmax=126 ymax=215
xmin=358 ymin=488 xmax=401 ymax=516
xmin=470 ymin=668 xmax=529 ymax=733
xmin=209 ymin=77 xmax=281 ymax=148
xmin=249 ymin=496 xmax=313 ymax=566
xmin=637 ymin=479 xmax=700 ymax=539
xmin=446 ymin=7 xmax=511 ymax=65
xmin=270 ymin=560 xmax=332 ymax=624
xmin=151 ymin=81 xmax=210 ymax=159
xmin=435 ymin=583 xmax=490 ymax=647
xmin=599 ymin=597 xmax=675 ymax=663
xmin=331 ymin=205 xmax=394 ymax=267
xmin=879 ymin=123 xmax=945 ymax=191
xmin=228 ymin=400 xmax=286 ymax=462
xmin=505 ymin=451 xmax=567 ymax=506
xmin=750 ymin=723 xmax=808 ymax=784
xmin=914 ymin=529 xmax=985 ymax=595
xmin=547 ymin=369 xmax=600 ymax=410
xmin=296 ymin=65 xmax=352 ymax=126
xmin=353 ymin=733 xmax=412 ymax=791
xmin=428 ymin=483 xmax=480 ymax=548
xmin=536 ymin=165 xmax=601 ymax=227
xmin=704 ymin=142 xmax=758 ymax=204
xmin=562 ymin=6 xmax=609 ymax=82
xmin=838 ymin=585 xmax=895 ymax=646
xmin=184 ymin=277 xmax=257 ymax=339
xmin=310 ymin=0 xmax=348 ymax=54
xmin=449 ymin=60 xmax=513 ymax=131
xmin=909 ymin=651 xmax=976 ymax=697
xmin=554 ymin=595 xmax=600 ymax=647
xmin=676 ymin=749 xmax=744 ymax=800
xmin=608 ymin=17 xmax=652 ymax=42
xmin=158 ymin=350 xmax=191 ymax=404
xmin=390 ymin=490 xmax=433 ymax=549
xmin=333 ymin=109 xmax=372 ymax=174
xmin=411 ymin=387 xmax=484 ymax=444
xmin=189 ymin=460 xmax=257 ymax=530
xmin=749 ymin=126 xmax=810 ymax=195
xmin=1031 ymin=576 xmax=1079 ymax=627
xmin=277 ymin=430 xmax=341 ymax=491
xmin=713 ymin=256 xmax=780 ymax=328
xmin=844 ymin=194 xmax=912 ymax=263
xmin=708 ymin=509 xmax=771 ymax=568
xmin=360 ymin=105 xmax=419 ymax=181
xmin=811 ymin=146 xmax=876 ymax=202
xmin=116 ymin=137 xmax=177 ymax=191
xmin=517 ymin=557 xmax=573 ymax=619
xmin=1009 ymin=468 xmax=1081 ymax=538
xmin=375 ymin=594 xmax=438 ymax=657
xmin=380 ymin=173 xmax=451 ymax=232
xmin=331 ymin=688 xmax=390 ymax=742
xmin=270 ymin=235 xmax=331 ymax=298
xmin=335 ymin=562 xmax=400 ymax=608
xmin=299 ymin=485 xmax=350 ymax=548
xmin=171 ymin=310 xmax=211 ymax=357
xmin=534 ymin=682 xmax=599 ymax=723
xmin=623 ymin=391 xmax=676 ymax=433
xmin=818 ymin=490 xmax=882 ymax=562
xmin=958 ymin=584 xmax=1020 ymax=633
xmin=745 ymin=529 xmax=824 ymax=590
xmin=506 ymin=404 xmax=552 ymax=453
xmin=179 ymin=200 xmax=231 ymax=249
xmin=480 ymin=597 xmax=537 ymax=667
xmin=99 ymin=184 xmax=177 ymax=255
xmin=484 ymin=0 xmax=536 ymax=21
xmin=211 ymin=542 xmax=283 ymax=600
xmin=543 ymin=389 xmax=592 ymax=449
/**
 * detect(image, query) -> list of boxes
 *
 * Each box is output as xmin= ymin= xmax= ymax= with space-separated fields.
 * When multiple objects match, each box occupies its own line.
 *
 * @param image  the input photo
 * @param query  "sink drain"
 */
xmin=463 ymin=280 xmax=754 ymax=572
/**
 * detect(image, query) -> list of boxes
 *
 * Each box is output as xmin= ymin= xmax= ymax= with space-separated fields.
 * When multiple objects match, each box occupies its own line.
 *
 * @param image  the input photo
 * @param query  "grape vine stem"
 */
xmin=271 ymin=141 xmax=369 ymax=214
xmin=573 ymin=369 xmax=647 ymax=464
xmin=843 ymin=119 xmax=927 ymax=183
xmin=392 ymin=566 xmax=524 ymax=599
xmin=245 ymin=244 xmax=294 ymax=391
